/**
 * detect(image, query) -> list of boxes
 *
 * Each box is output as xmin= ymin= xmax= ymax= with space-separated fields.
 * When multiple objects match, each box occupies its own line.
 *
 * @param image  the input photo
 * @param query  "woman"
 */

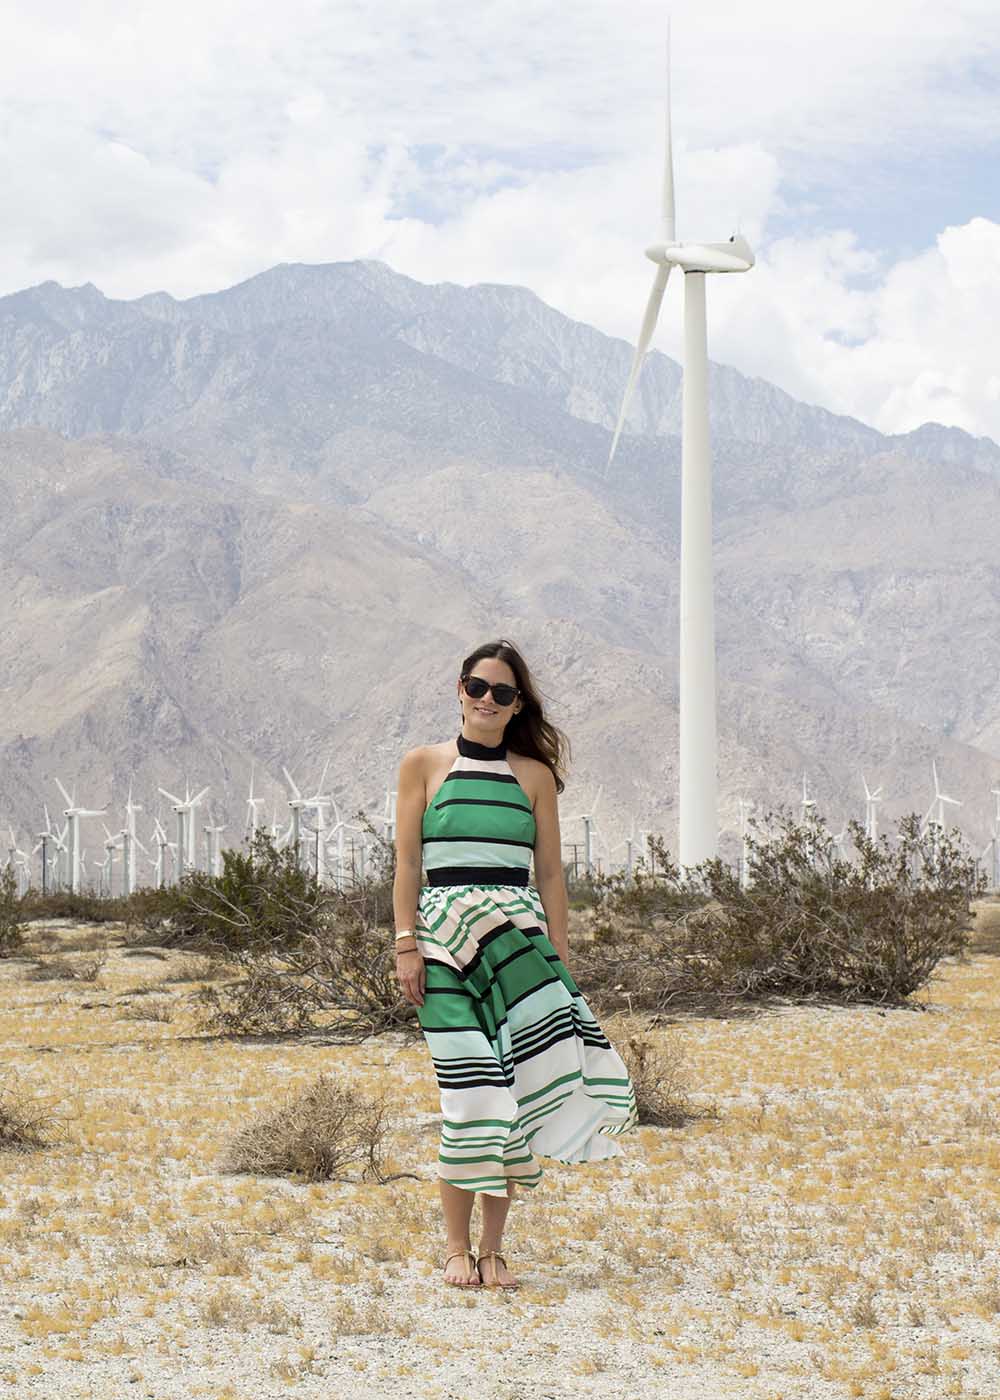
xmin=393 ymin=638 xmax=637 ymax=1290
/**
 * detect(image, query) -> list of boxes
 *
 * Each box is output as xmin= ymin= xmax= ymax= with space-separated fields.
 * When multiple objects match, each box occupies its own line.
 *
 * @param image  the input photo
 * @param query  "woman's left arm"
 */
xmin=531 ymin=765 xmax=570 ymax=964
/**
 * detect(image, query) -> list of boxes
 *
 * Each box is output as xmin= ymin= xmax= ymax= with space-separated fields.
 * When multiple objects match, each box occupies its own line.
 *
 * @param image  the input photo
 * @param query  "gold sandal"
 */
xmin=476 ymin=1249 xmax=519 ymax=1290
xmin=443 ymin=1248 xmax=481 ymax=1287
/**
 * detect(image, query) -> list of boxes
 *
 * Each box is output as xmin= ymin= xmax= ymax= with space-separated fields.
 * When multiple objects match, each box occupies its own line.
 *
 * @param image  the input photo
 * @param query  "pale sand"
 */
xmin=1 ymin=907 xmax=998 ymax=1399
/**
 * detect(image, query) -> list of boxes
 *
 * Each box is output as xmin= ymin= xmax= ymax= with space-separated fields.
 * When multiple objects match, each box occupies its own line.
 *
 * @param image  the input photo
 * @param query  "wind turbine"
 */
xmin=120 ymin=783 xmax=146 ymax=895
xmin=157 ymin=781 xmax=211 ymax=881
xmin=282 ymin=766 xmax=311 ymax=869
xmin=608 ymin=27 xmax=754 ymax=868
xmin=923 ymin=760 xmax=962 ymax=835
xmin=862 ymin=774 xmax=883 ymax=842
xmin=983 ymin=784 xmax=1000 ymax=889
xmin=245 ymin=762 xmax=267 ymax=845
xmin=203 ymin=823 xmax=227 ymax=878
xmin=301 ymin=759 xmax=333 ymax=884
xmin=567 ymin=785 xmax=603 ymax=878
xmin=33 ymin=804 xmax=57 ymax=895
xmin=7 ymin=828 xmax=30 ymax=896
xmin=738 ymin=797 xmax=753 ymax=890
xmin=54 ymin=779 xmax=108 ymax=894
xmin=383 ymin=788 xmax=398 ymax=847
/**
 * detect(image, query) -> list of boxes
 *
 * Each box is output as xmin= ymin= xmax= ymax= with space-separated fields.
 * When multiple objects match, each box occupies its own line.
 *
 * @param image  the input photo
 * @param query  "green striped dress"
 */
xmin=415 ymin=732 xmax=637 ymax=1197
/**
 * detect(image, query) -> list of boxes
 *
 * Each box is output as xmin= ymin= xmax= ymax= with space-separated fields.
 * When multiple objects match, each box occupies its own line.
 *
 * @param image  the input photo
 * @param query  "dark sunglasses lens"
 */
xmin=464 ymin=676 xmax=518 ymax=706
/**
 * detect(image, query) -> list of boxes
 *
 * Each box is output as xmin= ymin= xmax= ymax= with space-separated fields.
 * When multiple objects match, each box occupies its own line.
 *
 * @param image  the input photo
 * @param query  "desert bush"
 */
xmin=216 ymin=1071 xmax=391 ymax=1183
xmin=23 ymin=952 xmax=107 ymax=982
xmin=193 ymin=887 xmax=414 ymax=1041
xmin=0 ymin=864 xmax=25 ymax=956
xmin=608 ymin=1015 xmax=712 ymax=1128
xmin=580 ymin=811 xmax=984 ymax=1011
xmin=19 ymin=889 xmax=133 ymax=924
xmin=130 ymin=828 xmax=414 ymax=1041
xmin=0 ymin=1069 xmax=64 ymax=1154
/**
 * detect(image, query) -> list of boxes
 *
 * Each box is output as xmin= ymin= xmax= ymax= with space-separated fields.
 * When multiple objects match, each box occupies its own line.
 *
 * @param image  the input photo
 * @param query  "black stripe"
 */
xmin=423 ymin=835 xmax=534 ymax=848
xmin=434 ymin=798 xmax=532 ymax=813
xmin=425 ymin=866 xmax=530 ymax=886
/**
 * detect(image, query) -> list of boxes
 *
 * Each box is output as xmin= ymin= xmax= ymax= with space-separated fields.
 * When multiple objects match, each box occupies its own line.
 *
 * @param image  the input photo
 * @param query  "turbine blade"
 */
xmin=608 ymin=264 xmax=671 ymax=465
xmin=663 ymin=20 xmax=676 ymax=241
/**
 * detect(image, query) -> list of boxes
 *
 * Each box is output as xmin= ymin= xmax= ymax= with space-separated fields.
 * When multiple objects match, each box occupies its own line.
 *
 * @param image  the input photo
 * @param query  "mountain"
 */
xmin=0 ymin=260 xmax=998 ymax=868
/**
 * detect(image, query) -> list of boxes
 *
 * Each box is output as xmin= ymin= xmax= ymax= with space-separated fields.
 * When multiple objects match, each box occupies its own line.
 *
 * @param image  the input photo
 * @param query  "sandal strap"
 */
xmin=444 ymin=1249 xmax=476 ymax=1269
xmin=476 ymin=1250 xmax=506 ymax=1266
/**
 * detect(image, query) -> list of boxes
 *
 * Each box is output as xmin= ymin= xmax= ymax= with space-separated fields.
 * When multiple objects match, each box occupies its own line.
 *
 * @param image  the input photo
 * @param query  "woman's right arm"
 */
xmin=392 ymin=747 xmax=427 ymax=1007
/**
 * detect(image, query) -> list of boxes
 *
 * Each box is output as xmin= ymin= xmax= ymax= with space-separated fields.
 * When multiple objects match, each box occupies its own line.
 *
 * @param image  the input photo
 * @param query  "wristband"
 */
xmin=394 ymin=929 xmax=418 ymax=944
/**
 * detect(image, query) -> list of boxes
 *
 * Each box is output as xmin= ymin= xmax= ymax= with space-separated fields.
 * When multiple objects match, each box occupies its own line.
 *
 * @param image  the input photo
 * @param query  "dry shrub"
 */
xmin=23 ymin=952 xmax=106 ymax=982
xmin=607 ymin=1016 xmax=711 ymax=1127
xmin=160 ymin=952 xmax=232 ymax=983
xmin=581 ymin=812 xmax=984 ymax=1011
xmin=0 ymin=1069 xmax=64 ymax=1155
xmin=217 ymin=1072 xmax=391 ymax=1184
xmin=129 ymin=828 xmax=411 ymax=1042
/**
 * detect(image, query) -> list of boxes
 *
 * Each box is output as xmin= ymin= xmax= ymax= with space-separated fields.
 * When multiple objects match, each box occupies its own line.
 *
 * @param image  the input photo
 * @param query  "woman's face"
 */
xmin=457 ymin=656 xmax=523 ymax=733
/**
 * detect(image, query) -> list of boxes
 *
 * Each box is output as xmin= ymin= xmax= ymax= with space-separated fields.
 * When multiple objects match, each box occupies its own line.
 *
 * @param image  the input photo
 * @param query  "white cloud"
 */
xmin=1 ymin=0 xmax=998 ymax=438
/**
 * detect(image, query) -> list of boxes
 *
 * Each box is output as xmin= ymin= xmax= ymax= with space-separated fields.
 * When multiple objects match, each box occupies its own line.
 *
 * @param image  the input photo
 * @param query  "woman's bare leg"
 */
xmin=478 ymin=1182 xmax=518 ymax=1286
xmin=439 ymin=1179 xmax=478 ymax=1284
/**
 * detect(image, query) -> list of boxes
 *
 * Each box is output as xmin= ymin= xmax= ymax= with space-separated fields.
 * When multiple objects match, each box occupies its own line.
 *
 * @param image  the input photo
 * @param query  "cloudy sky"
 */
xmin=4 ymin=0 xmax=1000 ymax=439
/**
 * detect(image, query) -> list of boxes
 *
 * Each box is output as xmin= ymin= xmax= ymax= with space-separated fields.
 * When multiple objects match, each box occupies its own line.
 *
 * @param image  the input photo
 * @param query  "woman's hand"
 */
xmin=396 ymin=948 xmax=426 ymax=1007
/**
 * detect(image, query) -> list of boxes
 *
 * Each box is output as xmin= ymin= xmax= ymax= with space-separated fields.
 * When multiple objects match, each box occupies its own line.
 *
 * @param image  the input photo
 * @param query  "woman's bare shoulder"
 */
xmin=400 ymin=740 xmax=454 ymax=769
xmin=508 ymin=751 xmax=557 ymax=792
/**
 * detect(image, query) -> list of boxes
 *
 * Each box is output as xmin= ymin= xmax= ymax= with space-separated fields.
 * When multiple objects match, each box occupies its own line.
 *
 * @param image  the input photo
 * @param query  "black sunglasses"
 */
xmin=462 ymin=674 xmax=520 ymax=707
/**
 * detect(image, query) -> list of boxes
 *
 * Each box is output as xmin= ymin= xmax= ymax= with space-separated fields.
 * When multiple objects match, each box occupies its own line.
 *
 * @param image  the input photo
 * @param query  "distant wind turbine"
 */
xmin=54 ymin=778 xmax=107 ymax=894
xmin=608 ymin=24 xmax=754 ymax=868
xmin=923 ymin=760 xmax=962 ymax=834
xmin=862 ymin=774 xmax=883 ymax=842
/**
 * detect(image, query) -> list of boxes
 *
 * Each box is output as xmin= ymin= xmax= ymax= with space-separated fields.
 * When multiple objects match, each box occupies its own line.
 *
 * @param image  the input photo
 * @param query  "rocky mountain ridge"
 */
xmin=0 ymin=260 xmax=998 ymax=867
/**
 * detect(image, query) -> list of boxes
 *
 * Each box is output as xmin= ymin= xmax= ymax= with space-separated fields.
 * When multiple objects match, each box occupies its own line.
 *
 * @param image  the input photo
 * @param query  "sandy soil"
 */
xmin=1 ymin=904 xmax=998 ymax=1400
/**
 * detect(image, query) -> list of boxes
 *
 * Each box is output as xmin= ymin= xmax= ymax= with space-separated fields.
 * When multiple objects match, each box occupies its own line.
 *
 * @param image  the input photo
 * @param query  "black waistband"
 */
xmin=426 ymin=865 xmax=530 ymax=887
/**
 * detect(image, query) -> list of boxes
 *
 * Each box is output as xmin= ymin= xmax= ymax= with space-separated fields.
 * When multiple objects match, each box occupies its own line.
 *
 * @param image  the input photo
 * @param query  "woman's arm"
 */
xmin=531 ymin=765 xmax=570 ymax=964
xmin=392 ymin=747 xmax=427 ymax=1006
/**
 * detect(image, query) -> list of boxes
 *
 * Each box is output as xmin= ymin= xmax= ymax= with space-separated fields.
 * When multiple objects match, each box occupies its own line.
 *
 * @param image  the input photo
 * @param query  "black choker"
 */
xmin=457 ymin=732 xmax=506 ymax=760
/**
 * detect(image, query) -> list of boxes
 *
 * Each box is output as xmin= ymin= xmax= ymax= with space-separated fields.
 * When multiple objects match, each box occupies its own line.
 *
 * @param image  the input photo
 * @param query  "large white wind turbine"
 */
xmin=609 ymin=30 xmax=754 ymax=867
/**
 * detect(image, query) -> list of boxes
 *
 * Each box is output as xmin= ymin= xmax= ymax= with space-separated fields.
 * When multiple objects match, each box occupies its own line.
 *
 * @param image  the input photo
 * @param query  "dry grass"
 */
xmin=1 ymin=909 xmax=999 ymax=1399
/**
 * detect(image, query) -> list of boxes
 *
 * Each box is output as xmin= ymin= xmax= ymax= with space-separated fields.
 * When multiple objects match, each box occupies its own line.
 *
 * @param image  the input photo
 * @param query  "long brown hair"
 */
xmin=460 ymin=638 xmax=570 ymax=794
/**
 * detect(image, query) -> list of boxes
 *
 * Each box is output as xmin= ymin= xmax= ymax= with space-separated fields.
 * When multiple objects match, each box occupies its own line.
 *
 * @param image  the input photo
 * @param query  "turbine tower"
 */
xmin=609 ymin=27 xmax=754 ymax=867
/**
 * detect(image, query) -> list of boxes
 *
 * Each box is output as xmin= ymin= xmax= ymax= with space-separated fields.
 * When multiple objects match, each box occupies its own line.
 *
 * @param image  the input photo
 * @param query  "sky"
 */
xmin=3 ymin=0 xmax=1000 ymax=440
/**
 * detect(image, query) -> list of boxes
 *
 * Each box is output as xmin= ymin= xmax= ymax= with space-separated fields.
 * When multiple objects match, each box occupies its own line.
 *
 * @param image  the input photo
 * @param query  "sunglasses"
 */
xmin=462 ymin=674 xmax=520 ymax=707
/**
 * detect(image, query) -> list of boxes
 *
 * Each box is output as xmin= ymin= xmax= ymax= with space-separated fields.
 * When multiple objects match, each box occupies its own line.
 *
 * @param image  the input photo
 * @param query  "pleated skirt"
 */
xmin=415 ymin=881 xmax=638 ymax=1197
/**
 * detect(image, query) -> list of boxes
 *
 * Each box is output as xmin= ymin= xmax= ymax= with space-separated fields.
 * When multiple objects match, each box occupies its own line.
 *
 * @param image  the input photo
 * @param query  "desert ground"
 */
xmin=1 ymin=903 xmax=999 ymax=1400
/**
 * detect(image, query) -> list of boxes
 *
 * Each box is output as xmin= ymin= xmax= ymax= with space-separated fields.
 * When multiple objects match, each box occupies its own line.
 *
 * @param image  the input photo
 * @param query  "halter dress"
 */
xmin=415 ymin=732 xmax=638 ymax=1197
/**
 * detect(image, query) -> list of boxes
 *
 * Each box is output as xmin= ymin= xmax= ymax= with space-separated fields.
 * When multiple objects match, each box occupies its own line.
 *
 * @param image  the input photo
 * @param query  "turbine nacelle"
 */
xmin=644 ymin=233 xmax=755 ymax=274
